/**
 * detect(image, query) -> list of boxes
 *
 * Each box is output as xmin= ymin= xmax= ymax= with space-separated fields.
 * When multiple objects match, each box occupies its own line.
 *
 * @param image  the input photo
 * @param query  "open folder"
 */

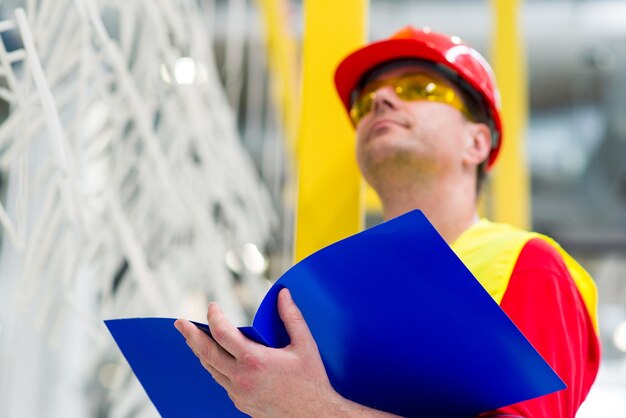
xmin=105 ymin=210 xmax=565 ymax=417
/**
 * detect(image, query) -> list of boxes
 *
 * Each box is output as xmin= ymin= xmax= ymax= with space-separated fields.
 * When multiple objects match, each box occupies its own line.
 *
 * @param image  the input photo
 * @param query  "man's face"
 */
xmin=353 ymin=63 xmax=475 ymax=186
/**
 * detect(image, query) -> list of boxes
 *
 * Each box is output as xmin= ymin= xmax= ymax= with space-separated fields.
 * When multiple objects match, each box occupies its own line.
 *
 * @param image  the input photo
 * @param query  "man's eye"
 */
xmin=404 ymin=85 xmax=428 ymax=97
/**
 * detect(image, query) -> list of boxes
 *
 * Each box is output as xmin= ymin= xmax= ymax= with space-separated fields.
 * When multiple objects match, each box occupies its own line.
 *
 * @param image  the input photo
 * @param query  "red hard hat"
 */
xmin=334 ymin=26 xmax=503 ymax=169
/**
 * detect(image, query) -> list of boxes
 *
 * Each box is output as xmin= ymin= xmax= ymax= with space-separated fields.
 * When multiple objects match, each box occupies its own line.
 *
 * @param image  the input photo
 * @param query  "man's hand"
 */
xmin=174 ymin=288 xmax=341 ymax=418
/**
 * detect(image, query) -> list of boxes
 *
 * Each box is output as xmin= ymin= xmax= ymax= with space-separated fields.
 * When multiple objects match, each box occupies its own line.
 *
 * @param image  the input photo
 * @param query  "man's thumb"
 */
xmin=277 ymin=288 xmax=313 ymax=347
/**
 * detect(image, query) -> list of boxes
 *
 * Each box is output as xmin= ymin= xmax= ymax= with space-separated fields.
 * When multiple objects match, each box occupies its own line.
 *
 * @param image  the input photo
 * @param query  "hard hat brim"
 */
xmin=334 ymin=38 xmax=447 ymax=113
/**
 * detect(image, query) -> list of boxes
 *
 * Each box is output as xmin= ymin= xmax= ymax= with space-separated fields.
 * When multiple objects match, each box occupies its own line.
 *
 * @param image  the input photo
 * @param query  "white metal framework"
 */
xmin=0 ymin=1 xmax=275 ymax=416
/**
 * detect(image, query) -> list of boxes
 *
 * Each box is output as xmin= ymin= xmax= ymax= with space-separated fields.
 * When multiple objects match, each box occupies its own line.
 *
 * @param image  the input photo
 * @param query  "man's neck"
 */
xmin=376 ymin=174 xmax=479 ymax=244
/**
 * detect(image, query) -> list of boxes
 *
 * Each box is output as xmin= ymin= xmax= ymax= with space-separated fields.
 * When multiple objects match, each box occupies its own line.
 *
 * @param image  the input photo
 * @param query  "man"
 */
xmin=175 ymin=27 xmax=600 ymax=417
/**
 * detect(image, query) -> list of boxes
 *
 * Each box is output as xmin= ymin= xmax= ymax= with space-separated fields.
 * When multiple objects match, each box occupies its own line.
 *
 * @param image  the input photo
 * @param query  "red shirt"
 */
xmin=480 ymin=238 xmax=601 ymax=417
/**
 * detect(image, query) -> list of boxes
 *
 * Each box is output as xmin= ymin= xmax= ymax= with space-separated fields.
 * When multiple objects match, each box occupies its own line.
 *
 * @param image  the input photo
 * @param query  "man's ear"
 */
xmin=463 ymin=122 xmax=492 ymax=166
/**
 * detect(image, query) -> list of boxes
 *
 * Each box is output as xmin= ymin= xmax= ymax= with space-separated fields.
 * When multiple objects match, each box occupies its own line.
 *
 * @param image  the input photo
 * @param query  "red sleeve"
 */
xmin=480 ymin=238 xmax=600 ymax=418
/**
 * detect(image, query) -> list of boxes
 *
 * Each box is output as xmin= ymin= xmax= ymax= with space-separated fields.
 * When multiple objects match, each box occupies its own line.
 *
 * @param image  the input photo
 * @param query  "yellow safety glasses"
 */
xmin=349 ymin=72 xmax=474 ymax=126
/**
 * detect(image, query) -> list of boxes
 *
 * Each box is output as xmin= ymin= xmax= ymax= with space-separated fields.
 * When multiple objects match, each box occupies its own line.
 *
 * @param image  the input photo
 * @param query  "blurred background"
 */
xmin=0 ymin=0 xmax=624 ymax=417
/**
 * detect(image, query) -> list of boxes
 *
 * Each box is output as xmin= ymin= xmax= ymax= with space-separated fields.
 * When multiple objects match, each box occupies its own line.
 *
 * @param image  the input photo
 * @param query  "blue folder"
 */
xmin=105 ymin=210 xmax=565 ymax=417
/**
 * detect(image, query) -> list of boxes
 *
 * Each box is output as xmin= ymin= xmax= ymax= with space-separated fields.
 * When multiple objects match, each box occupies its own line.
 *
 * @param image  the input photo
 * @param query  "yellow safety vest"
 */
xmin=451 ymin=219 xmax=598 ymax=332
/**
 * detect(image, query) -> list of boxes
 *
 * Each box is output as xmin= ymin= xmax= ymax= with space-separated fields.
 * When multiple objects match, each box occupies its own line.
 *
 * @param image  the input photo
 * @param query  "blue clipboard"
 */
xmin=105 ymin=210 xmax=565 ymax=417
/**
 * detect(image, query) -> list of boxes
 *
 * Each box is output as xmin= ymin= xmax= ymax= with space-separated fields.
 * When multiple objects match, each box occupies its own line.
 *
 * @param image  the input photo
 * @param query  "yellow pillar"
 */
xmin=489 ymin=0 xmax=531 ymax=229
xmin=254 ymin=0 xmax=299 ymax=150
xmin=294 ymin=0 xmax=367 ymax=261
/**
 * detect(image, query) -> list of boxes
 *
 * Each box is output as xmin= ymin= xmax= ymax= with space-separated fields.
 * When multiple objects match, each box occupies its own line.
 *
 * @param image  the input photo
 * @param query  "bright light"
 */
xmin=242 ymin=243 xmax=267 ymax=275
xmin=174 ymin=57 xmax=197 ymax=85
xmin=613 ymin=321 xmax=626 ymax=352
xmin=162 ymin=58 xmax=208 ymax=85
xmin=225 ymin=249 xmax=242 ymax=274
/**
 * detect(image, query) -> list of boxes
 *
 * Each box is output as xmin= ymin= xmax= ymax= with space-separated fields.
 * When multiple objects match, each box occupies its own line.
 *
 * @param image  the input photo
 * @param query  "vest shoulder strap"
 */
xmin=451 ymin=219 xmax=598 ymax=332
xmin=452 ymin=219 xmax=530 ymax=305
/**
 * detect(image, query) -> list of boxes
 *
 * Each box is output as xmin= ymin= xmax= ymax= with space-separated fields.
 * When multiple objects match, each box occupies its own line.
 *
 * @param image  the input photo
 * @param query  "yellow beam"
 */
xmin=254 ymin=0 xmax=299 ymax=151
xmin=294 ymin=0 xmax=367 ymax=262
xmin=489 ymin=0 xmax=531 ymax=229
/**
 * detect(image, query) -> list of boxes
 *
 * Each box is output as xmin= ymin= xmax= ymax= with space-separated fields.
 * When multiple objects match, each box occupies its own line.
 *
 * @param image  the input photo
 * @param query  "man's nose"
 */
xmin=371 ymin=86 xmax=400 ymax=115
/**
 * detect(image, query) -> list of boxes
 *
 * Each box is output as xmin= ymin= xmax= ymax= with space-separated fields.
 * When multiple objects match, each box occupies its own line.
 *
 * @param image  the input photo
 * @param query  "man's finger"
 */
xmin=174 ymin=319 xmax=236 ymax=376
xmin=277 ymin=288 xmax=315 ymax=348
xmin=205 ymin=302 xmax=251 ymax=359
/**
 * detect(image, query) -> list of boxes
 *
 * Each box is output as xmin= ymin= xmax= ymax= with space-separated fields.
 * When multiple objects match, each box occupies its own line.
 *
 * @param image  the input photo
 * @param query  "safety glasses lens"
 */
xmin=349 ymin=73 xmax=472 ymax=125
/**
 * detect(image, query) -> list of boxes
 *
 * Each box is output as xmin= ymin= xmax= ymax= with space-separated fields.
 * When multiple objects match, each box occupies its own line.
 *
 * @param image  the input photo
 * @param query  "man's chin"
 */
xmin=360 ymin=148 xmax=420 ymax=175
